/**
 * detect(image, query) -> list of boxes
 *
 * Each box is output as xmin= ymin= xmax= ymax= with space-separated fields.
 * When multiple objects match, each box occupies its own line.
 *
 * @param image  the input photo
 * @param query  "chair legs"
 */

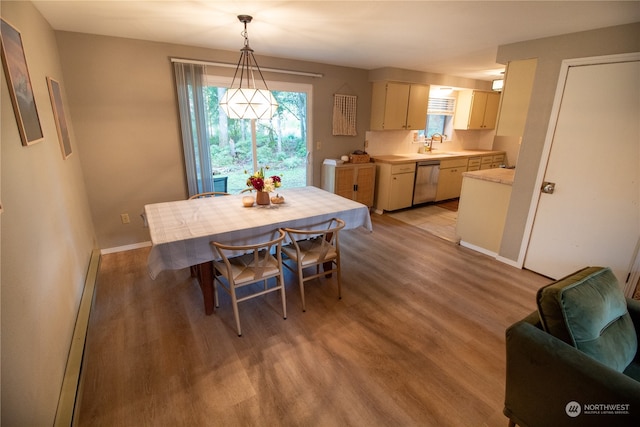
xmin=336 ymin=258 xmax=342 ymax=299
xmin=278 ymin=275 xmax=287 ymax=321
xmin=291 ymin=260 xmax=340 ymax=312
xmin=230 ymin=285 xmax=242 ymax=337
xmin=214 ymin=275 xmax=287 ymax=337
xmin=297 ymin=268 xmax=307 ymax=312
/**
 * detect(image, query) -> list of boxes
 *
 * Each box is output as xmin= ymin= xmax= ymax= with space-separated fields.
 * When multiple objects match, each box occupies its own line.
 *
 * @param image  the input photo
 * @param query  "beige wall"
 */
xmin=1 ymin=2 xmax=96 ymax=425
xmin=55 ymin=32 xmax=373 ymax=250
xmin=495 ymin=22 xmax=640 ymax=262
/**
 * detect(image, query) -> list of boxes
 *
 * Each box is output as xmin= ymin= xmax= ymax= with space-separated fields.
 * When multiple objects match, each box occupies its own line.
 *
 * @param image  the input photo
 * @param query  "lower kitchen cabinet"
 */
xmin=321 ymin=162 xmax=376 ymax=207
xmin=435 ymin=158 xmax=468 ymax=201
xmin=374 ymin=162 xmax=416 ymax=212
xmin=456 ymin=171 xmax=513 ymax=255
xmin=467 ymin=153 xmax=506 ymax=171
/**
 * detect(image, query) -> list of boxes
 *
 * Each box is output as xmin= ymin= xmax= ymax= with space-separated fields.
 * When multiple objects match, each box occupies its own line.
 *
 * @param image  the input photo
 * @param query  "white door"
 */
xmin=524 ymin=58 xmax=640 ymax=283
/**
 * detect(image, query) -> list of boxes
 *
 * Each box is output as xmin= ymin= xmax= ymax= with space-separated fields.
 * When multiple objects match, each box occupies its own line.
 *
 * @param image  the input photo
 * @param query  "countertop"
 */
xmin=371 ymin=149 xmax=504 ymax=164
xmin=462 ymin=168 xmax=515 ymax=186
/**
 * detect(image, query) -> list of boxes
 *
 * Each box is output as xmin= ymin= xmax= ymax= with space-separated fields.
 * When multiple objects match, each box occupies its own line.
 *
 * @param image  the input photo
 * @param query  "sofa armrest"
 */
xmin=627 ymin=298 xmax=640 ymax=345
xmin=504 ymin=312 xmax=640 ymax=427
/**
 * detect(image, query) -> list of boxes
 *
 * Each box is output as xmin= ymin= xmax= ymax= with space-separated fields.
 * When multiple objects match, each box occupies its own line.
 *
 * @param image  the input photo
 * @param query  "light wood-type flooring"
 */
xmin=75 ymin=212 xmax=550 ymax=427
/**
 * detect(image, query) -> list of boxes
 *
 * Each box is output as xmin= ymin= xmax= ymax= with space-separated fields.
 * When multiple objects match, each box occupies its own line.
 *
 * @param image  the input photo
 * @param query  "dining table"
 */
xmin=144 ymin=186 xmax=373 ymax=314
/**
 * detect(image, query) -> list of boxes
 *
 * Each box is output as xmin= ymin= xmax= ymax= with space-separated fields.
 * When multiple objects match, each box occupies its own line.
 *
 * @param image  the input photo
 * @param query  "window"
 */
xmin=204 ymin=76 xmax=312 ymax=194
xmin=424 ymin=96 xmax=455 ymax=139
xmin=174 ymin=61 xmax=313 ymax=196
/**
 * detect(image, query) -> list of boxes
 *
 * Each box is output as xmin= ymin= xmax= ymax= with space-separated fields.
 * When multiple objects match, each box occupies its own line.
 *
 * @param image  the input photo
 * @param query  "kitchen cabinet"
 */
xmin=453 ymin=90 xmax=500 ymax=130
xmin=370 ymin=82 xmax=429 ymax=130
xmin=456 ymin=169 xmax=514 ymax=255
xmin=496 ymin=58 xmax=537 ymax=136
xmin=467 ymin=153 xmax=505 ymax=171
xmin=467 ymin=156 xmax=482 ymax=171
xmin=321 ymin=162 xmax=376 ymax=207
xmin=374 ymin=162 xmax=416 ymax=212
xmin=435 ymin=158 xmax=468 ymax=201
xmin=481 ymin=153 xmax=505 ymax=169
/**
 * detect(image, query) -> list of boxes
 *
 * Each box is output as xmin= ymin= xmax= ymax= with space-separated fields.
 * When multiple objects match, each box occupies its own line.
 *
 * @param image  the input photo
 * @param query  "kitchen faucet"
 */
xmin=423 ymin=133 xmax=445 ymax=153
xmin=431 ymin=133 xmax=445 ymax=144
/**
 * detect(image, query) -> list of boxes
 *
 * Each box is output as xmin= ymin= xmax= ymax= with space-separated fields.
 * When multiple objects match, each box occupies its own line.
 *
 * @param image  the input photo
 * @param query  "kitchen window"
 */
xmin=424 ymin=96 xmax=455 ymax=139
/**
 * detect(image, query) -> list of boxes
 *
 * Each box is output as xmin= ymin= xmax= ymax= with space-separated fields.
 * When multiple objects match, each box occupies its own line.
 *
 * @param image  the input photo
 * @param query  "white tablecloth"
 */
xmin=145 ymin=186 xmax=373 ymax=278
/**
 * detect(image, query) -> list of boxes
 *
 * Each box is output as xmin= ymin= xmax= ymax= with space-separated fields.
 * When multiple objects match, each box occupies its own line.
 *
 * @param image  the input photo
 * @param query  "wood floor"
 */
xmin=75 ymin=212 xmax=549 ymax=427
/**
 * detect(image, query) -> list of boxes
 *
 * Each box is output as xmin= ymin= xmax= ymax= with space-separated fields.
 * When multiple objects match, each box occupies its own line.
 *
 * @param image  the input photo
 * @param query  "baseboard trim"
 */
xmin=100 ymin=241 xmax=151 ymax=255
xmin=459 ymin=241 xmax=523 ymax=269
xmin=459 ymin=240 xmax=499 ymax=258
xmin=496 ymin=255 xmax=522 ymax=269
xmin=54 ymin=249 xmax=101 ymax=427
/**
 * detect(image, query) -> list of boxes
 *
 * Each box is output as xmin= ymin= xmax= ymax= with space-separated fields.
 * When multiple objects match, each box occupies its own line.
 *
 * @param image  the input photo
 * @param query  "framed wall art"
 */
xmin=47 ymin=77 xmax=72 ymax=159
xmin=0 ymin=18 xmax=44 ymax=146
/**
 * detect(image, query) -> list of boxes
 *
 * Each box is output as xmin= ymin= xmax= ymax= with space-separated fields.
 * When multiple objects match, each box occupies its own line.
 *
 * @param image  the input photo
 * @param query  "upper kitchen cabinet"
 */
xmin=370 ymin=82 xmax=429 ymax=130
xmin=495 ymin=58 xmax=537 ymax=136
xmin=453 ymin=90 xmax=500 ymax=130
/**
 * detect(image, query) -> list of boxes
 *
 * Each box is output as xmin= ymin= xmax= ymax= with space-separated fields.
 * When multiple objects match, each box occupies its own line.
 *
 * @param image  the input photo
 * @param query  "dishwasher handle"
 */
xmin=417 ymin=160 xmax=441 ymax=167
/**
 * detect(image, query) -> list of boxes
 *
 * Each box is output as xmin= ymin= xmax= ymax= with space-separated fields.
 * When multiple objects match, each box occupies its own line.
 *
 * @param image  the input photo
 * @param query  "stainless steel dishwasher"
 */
xmin=413 ymin=160 xmax=440 ymax=205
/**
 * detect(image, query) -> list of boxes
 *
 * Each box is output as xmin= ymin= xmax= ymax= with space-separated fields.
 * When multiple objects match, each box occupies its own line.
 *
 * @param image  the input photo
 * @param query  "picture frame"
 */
xmin=46 ymin=77 xmax=73 ymax=159
xmin=0 ymin=18 xmax=44 ymax=146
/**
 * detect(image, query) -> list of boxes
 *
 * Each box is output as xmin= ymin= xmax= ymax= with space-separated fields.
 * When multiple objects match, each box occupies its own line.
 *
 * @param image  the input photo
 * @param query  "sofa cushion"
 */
xmin=537 ymin=266 xmax=637 ymax=372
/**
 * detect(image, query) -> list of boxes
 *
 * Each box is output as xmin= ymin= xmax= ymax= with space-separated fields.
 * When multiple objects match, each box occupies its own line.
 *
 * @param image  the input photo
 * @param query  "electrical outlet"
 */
xmin=120 ymin=213 xmax=130 ymax=224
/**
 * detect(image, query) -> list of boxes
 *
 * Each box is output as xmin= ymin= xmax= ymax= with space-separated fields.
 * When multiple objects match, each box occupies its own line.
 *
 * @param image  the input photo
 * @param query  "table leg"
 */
xmin=196 ymin=261 xmax=215 ymax=315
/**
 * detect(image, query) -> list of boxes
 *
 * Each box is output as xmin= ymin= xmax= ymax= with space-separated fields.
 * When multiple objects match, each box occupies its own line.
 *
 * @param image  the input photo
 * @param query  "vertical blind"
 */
xmin=173 ymin=62 xmax=213 ymax=196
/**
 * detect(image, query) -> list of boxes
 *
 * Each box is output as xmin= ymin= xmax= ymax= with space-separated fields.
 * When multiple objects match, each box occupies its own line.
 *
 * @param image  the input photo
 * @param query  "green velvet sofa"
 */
xmin=504 ymin=267 xmax=640 ymax=427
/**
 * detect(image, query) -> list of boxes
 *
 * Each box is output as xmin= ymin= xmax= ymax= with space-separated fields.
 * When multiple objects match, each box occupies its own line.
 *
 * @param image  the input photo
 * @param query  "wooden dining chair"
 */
xmin=188 ymin=191 xmax=230 ymax=199
xmin=210 ymin=229 xmax=287 ymax=336
xmin=282 ymin=218 xmax=345 ymax=312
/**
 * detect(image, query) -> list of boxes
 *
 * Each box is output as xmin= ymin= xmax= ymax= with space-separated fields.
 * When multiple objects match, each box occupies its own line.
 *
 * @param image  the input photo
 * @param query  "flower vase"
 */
xmin=256 ymin=191 xmax=270 ymax=206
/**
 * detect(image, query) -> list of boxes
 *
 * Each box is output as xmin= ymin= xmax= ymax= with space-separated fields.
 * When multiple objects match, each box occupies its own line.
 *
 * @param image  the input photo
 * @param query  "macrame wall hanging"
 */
xmin=332 ymin=93 xmax=357 ymax=136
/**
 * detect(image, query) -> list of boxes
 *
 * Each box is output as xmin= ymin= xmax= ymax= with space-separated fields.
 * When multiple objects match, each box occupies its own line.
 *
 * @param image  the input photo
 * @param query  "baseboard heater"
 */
xmin=54 ymin=249 xmax=101 ymax=427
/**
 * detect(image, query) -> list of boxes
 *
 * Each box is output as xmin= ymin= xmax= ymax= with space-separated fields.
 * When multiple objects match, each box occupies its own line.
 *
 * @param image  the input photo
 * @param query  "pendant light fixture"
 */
xmin=219 ymin=15 xmax=278 ymax=120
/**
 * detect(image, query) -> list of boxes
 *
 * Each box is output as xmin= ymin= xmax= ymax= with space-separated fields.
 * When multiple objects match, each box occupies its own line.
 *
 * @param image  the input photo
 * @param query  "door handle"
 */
xmin=541 ymin=181 xmax=556 ymax=194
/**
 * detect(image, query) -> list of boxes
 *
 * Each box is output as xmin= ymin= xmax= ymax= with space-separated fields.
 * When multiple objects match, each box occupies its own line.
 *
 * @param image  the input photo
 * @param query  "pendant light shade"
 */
xmin=219 ymin=15 xmax=278 ymax=120
xmin=220 ymin=87 xmax=278 ymax=119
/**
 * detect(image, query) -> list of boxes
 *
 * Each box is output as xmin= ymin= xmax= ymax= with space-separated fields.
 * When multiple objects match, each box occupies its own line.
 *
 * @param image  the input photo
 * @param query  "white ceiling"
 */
xmin=32 ymin=1 xmax=640 ymax=81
